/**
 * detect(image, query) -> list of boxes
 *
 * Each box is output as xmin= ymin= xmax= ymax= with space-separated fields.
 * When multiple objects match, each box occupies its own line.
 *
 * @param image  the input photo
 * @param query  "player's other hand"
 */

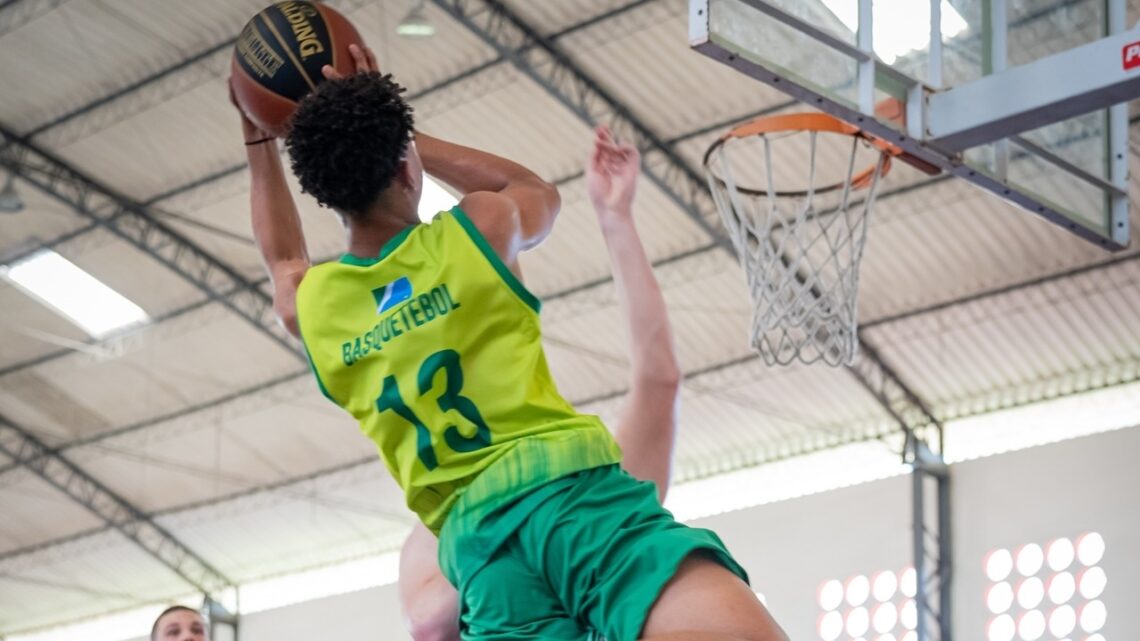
xmin=586 ymin=126 xmax=640 ymax=222
xmin=322 ymin=43 xmax=379 ymax=81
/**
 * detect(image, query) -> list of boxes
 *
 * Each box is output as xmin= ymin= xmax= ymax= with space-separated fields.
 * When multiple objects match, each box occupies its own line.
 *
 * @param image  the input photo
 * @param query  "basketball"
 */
xmin=231 ymin=1 xmax=364 ymax=137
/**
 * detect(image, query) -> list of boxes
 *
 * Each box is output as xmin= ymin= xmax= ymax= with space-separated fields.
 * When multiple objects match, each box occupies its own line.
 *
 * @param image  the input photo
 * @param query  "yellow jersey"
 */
xmin=295 ymin=207 xmax=621 ymax=532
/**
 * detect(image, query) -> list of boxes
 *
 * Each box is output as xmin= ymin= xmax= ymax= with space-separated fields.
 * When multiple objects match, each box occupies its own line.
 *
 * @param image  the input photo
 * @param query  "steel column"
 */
xmin=909 ymin=438 xmax=952 ymax=641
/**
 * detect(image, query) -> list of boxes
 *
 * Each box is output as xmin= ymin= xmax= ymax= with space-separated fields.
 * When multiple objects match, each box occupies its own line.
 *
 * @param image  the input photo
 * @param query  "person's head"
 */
xmin=151 ymin=605 xmax=207 ymax=641
xmin=286 ymin=71 xmax=419 ymax=224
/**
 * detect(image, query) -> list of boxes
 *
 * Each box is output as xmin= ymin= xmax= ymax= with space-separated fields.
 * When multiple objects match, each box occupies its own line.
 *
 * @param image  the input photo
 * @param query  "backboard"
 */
xmin=690 ymin=0 xmax=1134 ymax=250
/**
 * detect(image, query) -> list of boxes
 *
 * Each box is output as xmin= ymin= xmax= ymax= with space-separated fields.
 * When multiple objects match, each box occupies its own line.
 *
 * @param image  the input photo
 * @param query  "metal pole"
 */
xmin=983 ymin=0 xmax=1009 ymax=178
xmin=929 ymin=0 xmax=944 ymax=88
xmin=911 ymin=459 xmax=930 ymax=641
xmin=1106 ymin=0 xmax=1130 ymax=247
xmin=858 ymin=0 xmax=875 ymax=113
xmin=938 ymin=466 xmax=954 ymax=641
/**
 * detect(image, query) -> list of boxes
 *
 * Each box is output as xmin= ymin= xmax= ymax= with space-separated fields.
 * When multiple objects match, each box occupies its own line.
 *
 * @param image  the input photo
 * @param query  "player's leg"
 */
xmin=516 ymin=465 xmax=786 ymax=641
xmin=638 ymin=553 xmax=786 ymax=641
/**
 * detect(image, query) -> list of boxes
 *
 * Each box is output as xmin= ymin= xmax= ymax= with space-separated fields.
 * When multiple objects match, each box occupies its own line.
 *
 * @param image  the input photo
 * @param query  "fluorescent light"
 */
xmin=664 ymin=441 xmax=909 ymax=521
xmin=397 ymin=3 xmax=435 ymax=38
xmin=418 ymin=175 xmax=458 ymax=222
xmin=822 ymin=0 xmax=968 ymax=64
xmin=943 ymin=380 xmax=1140 ymax=463
xmin=0 ymin=250 xmax=149 ymax=339
xmin=396 ymin=21 xmax=435 ymax=37
xmin=240 ymin=551 xmax=401 ymax=614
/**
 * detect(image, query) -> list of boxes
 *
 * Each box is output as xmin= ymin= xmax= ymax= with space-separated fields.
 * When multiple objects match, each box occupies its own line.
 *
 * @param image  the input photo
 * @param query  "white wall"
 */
xmin=952 ymin=425 xmax=1140 ymax=640
xmin=239 ymin=584 xmax=411 ymax=640
xmin=169 ymin=426 xmax=1138 ymax=641
xmin=120 ymin=584 xmax=412 ymax=641
xmin=694 ymin=426 xmax=1140 ymax=640
xmin=690 ymin=466 xmax=912 ymax=639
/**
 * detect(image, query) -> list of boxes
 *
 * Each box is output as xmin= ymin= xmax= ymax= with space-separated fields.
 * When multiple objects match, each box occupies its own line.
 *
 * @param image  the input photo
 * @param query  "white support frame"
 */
xmin=983 ymin=0 xmax=1010 ymax=179
xmin=926 ymin=24 xmax=1140 ymax=150
xmin=928 ymin=0 xmax=943 ymax=88
xmin=857 ymin=0 xmax=874 ymax=114
xmin=1107 ymin=0 xmax=1131 ymax=248
xmin=689 ymin=0 xmax=1133 ymax=250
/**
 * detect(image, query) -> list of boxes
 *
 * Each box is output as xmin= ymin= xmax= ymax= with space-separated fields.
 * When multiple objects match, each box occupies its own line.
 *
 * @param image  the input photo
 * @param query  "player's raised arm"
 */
xmin=588 ymin=127 xmax=681 ymax=500
xmin=416 ymin=132 xmax=560 ymax=266
xmin=234 ymin=84 xmax=310 ymax=338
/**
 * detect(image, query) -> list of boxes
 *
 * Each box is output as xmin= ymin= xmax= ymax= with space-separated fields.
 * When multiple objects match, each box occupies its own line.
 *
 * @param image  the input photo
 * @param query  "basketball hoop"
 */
xmin=704 ymin=112 xmax=901 ymax=367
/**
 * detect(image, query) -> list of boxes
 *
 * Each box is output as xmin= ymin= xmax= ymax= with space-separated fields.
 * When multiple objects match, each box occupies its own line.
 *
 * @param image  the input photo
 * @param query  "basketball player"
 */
xmin=399 ymin=126 xmax=682 ymax=641
xmin=150 ymin=606 xmax=207 ymax=641
xmin=236 ymin=44 xmax=785 ymax=641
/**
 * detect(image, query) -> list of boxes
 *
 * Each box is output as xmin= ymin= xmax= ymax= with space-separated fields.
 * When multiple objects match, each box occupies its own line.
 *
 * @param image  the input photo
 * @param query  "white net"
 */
xmin=705 ymin=125 xmax=889 ymax=366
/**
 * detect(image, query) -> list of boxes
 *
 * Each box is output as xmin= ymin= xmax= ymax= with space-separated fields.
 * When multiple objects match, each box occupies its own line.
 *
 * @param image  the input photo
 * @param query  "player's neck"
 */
xmin=344 ymin=196 xmax=420 ymax=259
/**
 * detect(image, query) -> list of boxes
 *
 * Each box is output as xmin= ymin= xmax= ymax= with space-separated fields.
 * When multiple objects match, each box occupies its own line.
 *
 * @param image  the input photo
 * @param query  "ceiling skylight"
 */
xmin=822 ymin=0 xmax=968 ymax=64
xmin=0 ymin=249 xmax=149 ymax=339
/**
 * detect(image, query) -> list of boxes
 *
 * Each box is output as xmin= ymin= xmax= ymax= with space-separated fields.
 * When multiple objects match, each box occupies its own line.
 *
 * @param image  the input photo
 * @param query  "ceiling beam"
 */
xmin=429 ymin=0 xmax=944 ymax=444
xmin=15 ymin=88 xmax=1123 ymax=373
xmin=862 ymin=250 xmax=1140 ymax=329
xmin=3 ymin=235 xmax=1132 ymax=486
xmin=9 ymin=0 xmax=375 ymax=146
xmin=1 ymin=0 xmax=1118 ymax=478
xmin=14 ymin=0 xmax=655 ymax=149
xmin=0 ymin=0 xmax=62 ymax=37
xmin=848 ymin=339 xmax=945 ymax=453
xmin=8 ymin=343 xmax=1139 ymax=565
xmin=0 ymin=125 xmax=303 ymax=362
xmin=0 ymin=412 xmax=233 ymax=599
xmin=0 ymin=370 xmax=309 ymax=479
xmin=431 ymin=0 xmax=729 ymax=249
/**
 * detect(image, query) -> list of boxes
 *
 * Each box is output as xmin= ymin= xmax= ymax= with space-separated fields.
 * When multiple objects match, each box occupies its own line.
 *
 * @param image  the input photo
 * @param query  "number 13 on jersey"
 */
xmin=375 ymin=349 xmax=492 ymax=469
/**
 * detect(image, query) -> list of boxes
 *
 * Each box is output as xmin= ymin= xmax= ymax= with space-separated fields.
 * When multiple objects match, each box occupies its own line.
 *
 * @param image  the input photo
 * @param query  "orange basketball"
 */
xmin=231 ymin=1 xmax=364 ymax=137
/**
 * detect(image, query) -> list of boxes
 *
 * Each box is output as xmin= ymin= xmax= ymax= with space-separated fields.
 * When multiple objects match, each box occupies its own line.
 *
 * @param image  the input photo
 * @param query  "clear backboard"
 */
xmin=691 ymin=0 xmax=1134 ymax=250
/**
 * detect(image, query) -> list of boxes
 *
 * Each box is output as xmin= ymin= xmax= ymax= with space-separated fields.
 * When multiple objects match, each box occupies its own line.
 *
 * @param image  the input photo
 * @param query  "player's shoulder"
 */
xmin=455 ymin=192 xmax=520 ymax=260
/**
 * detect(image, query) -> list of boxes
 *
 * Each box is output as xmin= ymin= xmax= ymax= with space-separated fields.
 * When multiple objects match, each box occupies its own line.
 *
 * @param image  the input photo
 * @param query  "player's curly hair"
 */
xmin=286 ymin=72 xmax=415 ymax=216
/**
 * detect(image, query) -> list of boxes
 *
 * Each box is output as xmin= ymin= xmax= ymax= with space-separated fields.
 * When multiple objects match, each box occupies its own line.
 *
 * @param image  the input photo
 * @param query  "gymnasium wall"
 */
xmin=123 ymin=425 xmax=1139 ymax=641
xmin=701 ymin=424 xmax=1139 ymax=640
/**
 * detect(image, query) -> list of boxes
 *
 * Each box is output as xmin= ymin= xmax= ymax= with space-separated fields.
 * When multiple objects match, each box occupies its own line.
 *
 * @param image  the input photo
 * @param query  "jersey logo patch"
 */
xmin=373 ymin=277 xmax=412 ymax=313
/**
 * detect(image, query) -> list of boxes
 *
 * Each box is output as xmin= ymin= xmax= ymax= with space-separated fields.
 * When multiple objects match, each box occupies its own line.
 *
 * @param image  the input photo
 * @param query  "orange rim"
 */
xmin=703 ymin=112 xmax=901 ymax=197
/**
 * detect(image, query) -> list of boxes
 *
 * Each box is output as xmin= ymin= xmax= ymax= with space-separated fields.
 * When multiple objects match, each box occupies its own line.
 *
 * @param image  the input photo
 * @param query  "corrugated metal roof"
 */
xmin=0 ymin=304 xmax=300 ymax=445
xmin=160 ymin=475 xmax=409 ymax=581
xmin=0 ymin=0 xmax=263 ymax=133
xmin=504 ymin=0 xmax=649 ymax=36
xmin=0 ymin=174 xmax=93 ymax=260
xmin=3 ymin=0 xmax=1140 ymax=633
xmin=523 ymin=176 xmax=714 ymax=295
xmin=865 ymin=256 xmax=1140 ymax=419
xmin=0 ymin=473 xmax=104 ymax=554
xmin=0 ymin=530 xmax=191 ymax=635
xmin=568 ymin=0 xmax=791 ymax=139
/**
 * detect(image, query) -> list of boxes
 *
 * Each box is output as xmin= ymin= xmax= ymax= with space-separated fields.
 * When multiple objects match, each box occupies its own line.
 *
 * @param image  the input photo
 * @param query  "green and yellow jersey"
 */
xmin=295 ymin=207 xmax=621 ymax=533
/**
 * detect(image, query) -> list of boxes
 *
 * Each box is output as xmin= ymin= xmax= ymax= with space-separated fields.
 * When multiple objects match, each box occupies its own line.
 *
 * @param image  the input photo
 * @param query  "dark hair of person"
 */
xmin=286 ymin=72 xmax=416 ymax=216
xmin=150 ymin=605 xmax=204 ymax=640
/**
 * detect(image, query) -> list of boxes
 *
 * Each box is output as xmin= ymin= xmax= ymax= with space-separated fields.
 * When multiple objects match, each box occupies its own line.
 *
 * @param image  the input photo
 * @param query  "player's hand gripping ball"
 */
xmin=231 ymin=1 xmax=365 ymax=137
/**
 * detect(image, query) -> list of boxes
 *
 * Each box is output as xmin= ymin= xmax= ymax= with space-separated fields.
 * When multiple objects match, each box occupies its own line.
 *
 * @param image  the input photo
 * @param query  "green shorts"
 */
xmin=438 ymin=464 xmax=749 ymax=641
